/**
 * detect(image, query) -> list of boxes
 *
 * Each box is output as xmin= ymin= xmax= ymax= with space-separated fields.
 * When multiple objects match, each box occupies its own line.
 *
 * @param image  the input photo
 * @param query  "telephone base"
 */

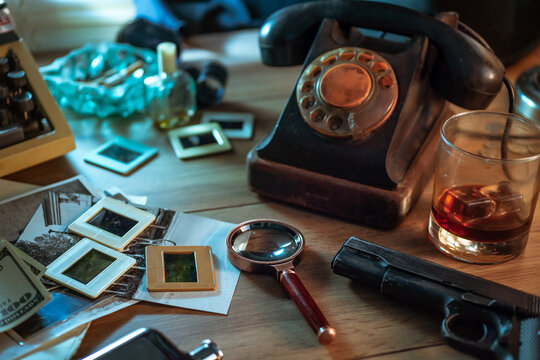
xmin=248 ymin=110 xmax=450 ymax=229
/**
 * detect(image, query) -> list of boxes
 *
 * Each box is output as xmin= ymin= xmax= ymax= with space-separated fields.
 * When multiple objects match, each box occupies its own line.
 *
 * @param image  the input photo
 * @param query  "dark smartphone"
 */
xmin=82 ymin=328 xmax=223 ymax=360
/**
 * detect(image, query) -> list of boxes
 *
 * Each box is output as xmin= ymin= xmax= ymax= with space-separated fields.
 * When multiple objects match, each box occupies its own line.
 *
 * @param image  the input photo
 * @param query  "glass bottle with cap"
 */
xmin=144 ymin=42 xmax=196 ymax=130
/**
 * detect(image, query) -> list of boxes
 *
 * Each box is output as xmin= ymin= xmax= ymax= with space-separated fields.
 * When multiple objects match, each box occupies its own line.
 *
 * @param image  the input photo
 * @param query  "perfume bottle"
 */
xmin=145 ymin=42 xmax=196 ymax=129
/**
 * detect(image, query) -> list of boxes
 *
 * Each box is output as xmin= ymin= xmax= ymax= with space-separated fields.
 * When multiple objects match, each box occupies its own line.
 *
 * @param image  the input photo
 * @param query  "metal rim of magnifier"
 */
xmin=226 ymin=219 xmax=305 ymax=272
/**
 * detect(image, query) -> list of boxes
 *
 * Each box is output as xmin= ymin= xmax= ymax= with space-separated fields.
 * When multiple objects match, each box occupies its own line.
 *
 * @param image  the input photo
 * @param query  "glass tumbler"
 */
xmin=428 ymin=111 xmax=540 ymax=264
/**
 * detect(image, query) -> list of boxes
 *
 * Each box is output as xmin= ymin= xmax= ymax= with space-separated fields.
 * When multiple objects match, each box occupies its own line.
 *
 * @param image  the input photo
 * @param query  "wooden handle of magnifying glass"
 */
xmin=280 ymin=270 xmax=336 ymax=344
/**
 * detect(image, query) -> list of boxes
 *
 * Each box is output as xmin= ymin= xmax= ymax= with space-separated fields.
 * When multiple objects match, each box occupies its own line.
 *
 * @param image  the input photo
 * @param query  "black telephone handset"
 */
xmin=248 ymin=1 xmax=506 ymax=228
xmin=259 ymin=0 xmax=504 ymax=109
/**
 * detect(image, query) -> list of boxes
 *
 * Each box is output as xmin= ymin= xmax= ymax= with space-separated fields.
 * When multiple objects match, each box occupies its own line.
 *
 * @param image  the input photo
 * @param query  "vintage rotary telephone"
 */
xmin=247 ymin=1 xmax=505 ymax=228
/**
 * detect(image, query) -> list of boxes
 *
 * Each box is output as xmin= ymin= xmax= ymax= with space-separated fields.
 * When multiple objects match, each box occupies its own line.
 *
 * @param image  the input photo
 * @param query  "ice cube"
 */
xmin=480 ymin=182 xmax=524 ymax=216
xmin=439 ymin=185 xmax=494 ymax=224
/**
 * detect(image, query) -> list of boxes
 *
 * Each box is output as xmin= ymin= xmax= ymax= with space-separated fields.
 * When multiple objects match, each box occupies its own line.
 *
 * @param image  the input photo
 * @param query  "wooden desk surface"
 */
xmin=7 ymin=30 xmax=540 ymax=359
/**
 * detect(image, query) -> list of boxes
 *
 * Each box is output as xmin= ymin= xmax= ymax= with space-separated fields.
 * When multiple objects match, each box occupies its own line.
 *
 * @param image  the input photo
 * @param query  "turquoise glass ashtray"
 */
xmin=40 ymin=42 xmax=158 ymax=118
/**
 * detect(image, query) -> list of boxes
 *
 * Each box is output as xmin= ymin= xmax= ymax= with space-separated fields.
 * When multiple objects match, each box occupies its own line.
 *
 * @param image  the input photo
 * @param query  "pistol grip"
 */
xmin=442 ymin=301 xmax=514 ymax=359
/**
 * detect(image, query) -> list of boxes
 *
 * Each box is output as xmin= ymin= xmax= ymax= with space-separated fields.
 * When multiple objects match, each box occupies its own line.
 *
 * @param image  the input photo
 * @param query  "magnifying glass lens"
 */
xmin=231 ymin=228 xmax=301 ymax=262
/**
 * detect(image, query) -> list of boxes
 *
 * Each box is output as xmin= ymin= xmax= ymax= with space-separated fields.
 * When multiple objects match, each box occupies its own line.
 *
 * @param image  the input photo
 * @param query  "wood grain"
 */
xmin=7 ymin=30 xmax=540 ymax=360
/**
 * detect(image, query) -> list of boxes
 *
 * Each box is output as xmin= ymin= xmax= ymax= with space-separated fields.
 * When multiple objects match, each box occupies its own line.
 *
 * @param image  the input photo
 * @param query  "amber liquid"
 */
xmin=431 ymin=205 xmax=531 ymax=243
xmin=428 ymin=184 xmax=531 ymax=263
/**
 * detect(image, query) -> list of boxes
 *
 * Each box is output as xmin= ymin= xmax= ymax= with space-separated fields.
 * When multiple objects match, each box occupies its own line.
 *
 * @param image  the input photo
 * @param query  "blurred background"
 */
xmin=6 ymin=0 xmax=135 ymax=52
xmin=6 ymin=0 xmax=540 ymax=64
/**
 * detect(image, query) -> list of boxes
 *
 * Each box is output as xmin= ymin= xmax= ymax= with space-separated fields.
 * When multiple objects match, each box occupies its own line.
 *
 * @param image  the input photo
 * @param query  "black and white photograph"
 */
xmin=0 ymin=177 xmax=96 ymax=243
xmin=16 ymin=191 xmax=93 ymax=267
xmin=6 ymin=186 xmax=176 ymax=342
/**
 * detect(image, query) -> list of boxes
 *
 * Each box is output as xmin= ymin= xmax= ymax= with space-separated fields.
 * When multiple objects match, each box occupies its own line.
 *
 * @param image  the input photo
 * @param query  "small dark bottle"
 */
xmin=195 ymin=60 xmax=228 ymax=107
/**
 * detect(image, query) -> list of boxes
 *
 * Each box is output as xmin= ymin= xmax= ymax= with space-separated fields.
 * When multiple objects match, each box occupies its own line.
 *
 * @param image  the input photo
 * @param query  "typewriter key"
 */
xmin=0 ymin=107 xmax=10 ymax=127
xmin=7 ymin=70 xmax=27 ymax=95
xmin=11 ymin=91 xmax=34 ymax=123
xmin=0 ymin=85 xmax=9 ymax=106
xmin=7 ymin=51 xmax=21 ymax=71
xmin=0 ymin=123 xmax=23 ymax=148
xmin=39 ymin=118 xmax=53 ymax=133
xmin=0 ymin=57 xmax=9 ymax=82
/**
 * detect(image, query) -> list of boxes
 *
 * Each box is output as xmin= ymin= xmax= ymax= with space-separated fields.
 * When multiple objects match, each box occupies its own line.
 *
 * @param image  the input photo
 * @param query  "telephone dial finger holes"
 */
xmin=311 ymin=109 xmax=325 ymax=123
xmin=307 ymin=65 xmax=321 ymax=78
xmin=301 ymin=96 xmax=315 ymax=110
xmin=358 ymin=52 xmax=374 ymax=63
xmin=339 ymin=51 xmax=355 ymax=61
xmin=372 ymin=62 xmax=388 ymax=73
xmin=301 ymin=81 xmax=314 ymax=93
xmin=327 ymin=116 xmax=343 ymax=131
xmin=296 ymin=47 xmax=398 ymax=139
xmin=378 ymin=76 xmax=395 ymax=89
xmin=321 ymin=55 xmax=338 ymax=66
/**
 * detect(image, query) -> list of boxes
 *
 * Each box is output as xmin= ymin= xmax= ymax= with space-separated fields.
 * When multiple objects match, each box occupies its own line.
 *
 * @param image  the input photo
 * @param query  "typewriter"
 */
xmin=0 ymin=2 xmax=74 ymax=177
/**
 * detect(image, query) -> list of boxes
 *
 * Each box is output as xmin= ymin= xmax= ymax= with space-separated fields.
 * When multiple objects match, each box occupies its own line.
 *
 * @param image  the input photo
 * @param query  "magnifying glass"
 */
xmin=226 ymin=219 xmax=336 ymax=344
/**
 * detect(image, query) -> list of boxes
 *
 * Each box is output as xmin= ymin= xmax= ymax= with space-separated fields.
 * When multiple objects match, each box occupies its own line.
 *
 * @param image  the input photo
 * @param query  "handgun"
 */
xmin=331 ymin=237 xmax=540 ymax=359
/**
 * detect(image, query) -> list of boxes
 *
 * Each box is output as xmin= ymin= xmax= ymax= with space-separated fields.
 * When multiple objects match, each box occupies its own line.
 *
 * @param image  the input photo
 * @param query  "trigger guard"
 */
xmin=443 ymin=312 xmax=489 ymax=344
xmin=440 ymin=308 xmax=512 ymax=359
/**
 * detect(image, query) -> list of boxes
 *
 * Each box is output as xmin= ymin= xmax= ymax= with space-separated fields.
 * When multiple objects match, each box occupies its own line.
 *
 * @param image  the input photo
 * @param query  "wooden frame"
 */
xmin=145 ymin=245 xmax=216 ymax=291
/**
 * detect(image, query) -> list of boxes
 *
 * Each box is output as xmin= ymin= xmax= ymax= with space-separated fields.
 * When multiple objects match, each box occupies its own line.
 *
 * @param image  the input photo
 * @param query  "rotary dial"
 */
xmin=296 ymin=47 xmax=398 ymax=140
